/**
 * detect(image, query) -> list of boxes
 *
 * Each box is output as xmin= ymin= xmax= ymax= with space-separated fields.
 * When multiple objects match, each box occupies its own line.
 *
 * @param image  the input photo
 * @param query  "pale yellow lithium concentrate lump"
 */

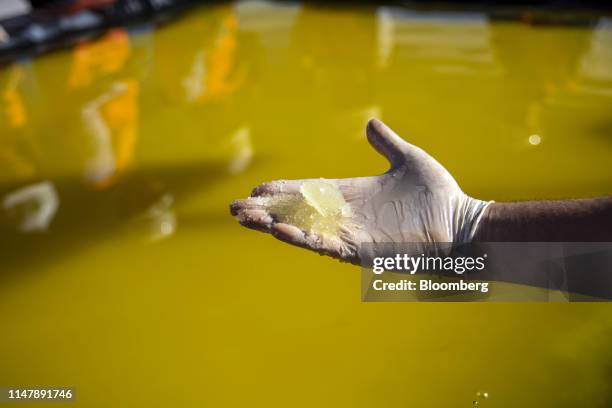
xmin=268 ymin=180 xmax=351 ymax=236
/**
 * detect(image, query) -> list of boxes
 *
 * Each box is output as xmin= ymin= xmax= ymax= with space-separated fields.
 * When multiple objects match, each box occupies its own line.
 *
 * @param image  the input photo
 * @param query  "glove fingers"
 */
xmin=229 ymin=197 xmax=269 ymax=216
xmin=235 ymin=209 xmax=274 ymax=232
xmin=271 ymin=222 xmax=311 ymax=249
xmin=271 ymin=223 xmax=349 ymax=261
xmin=250 ymin=180 xmax=304 ymax=197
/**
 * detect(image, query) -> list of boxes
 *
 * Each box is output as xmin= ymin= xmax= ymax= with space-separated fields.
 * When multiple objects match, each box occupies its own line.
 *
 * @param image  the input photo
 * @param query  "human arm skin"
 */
xmin=474 ymin=197 xmax=612 ymax=242
xmin=471 ymin=198 xmax=612 ymax=299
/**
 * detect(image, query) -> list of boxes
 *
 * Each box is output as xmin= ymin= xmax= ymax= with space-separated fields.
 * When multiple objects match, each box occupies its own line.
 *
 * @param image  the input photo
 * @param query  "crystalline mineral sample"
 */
xmin=300 ymin=181 xmax=349 ymax=217
xmin=268 ymin=180 xmax=351 ymax=236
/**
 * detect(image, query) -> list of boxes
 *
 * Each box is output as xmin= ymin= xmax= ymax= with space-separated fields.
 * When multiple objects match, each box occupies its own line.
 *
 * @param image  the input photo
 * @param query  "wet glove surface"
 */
xmin=230 ymin=119 xmax=492 ymax=264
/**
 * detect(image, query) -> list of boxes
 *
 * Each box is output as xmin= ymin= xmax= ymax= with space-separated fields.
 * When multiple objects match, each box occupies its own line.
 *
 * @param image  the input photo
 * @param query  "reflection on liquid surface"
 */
xmin=0 ymin=1 xmax=611 ymax=407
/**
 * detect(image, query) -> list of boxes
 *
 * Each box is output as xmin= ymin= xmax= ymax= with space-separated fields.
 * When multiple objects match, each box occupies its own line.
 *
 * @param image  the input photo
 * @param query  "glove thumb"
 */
xmin=366 ymin=119 xmax=427 ymax=170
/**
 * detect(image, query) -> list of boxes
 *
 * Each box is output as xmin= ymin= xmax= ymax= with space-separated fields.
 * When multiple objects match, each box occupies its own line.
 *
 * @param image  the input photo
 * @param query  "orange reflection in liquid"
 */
xmin=2 ymin=66 xmax=27 ymax=129
xmin=199 ymin=12 xmax=245 ymax=102
xmin=69 ymin=28 xmax=130 ymax=89
xmin=68 ymin=27 xmax=139 ymax=187
xmin=101 ymin=80 xmax=139 ymax=185
xmin=0 ymin=65 xmax=36 ymax=182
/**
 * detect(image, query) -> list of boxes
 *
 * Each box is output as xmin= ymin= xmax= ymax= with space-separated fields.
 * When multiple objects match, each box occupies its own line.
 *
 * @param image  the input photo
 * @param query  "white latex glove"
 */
xmin=230 ymin=119 xmax=492 ymax=264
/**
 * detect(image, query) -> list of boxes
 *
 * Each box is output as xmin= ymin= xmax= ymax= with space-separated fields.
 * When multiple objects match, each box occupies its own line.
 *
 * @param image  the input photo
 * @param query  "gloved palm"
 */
xmin=230 ymin=119 xmax=491 ymax=264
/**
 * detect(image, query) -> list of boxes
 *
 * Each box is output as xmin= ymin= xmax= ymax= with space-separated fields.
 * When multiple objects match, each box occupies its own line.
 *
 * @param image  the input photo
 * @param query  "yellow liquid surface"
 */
xmin=0 ymin=2 xmax=611 ymax=407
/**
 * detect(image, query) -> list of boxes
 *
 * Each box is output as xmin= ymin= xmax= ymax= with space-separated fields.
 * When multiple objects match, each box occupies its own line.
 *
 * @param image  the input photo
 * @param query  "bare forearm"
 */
xmin=475 ymin=197 xmax=612 ymax=242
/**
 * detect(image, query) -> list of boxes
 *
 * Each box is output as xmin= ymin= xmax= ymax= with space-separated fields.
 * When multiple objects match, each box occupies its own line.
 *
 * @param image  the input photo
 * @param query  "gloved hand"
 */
xmin=230 ymin=119 xmax=492 ymax=264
